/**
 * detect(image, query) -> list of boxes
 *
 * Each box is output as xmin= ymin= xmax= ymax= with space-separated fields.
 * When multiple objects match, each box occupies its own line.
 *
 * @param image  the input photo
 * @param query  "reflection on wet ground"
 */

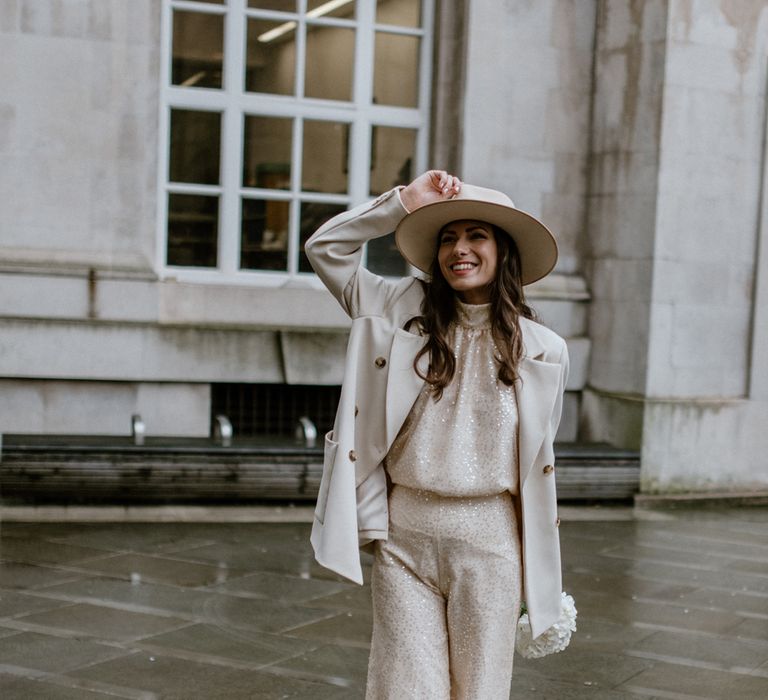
xmin=1 ymin=506 xmax=767 ymax=698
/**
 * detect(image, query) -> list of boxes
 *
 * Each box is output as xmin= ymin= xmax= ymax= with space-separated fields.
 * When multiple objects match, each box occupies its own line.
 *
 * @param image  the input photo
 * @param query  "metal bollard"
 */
xmin=214 ymin=414 xmax=233 ymax=447
xmin=131 ymin=414 xmax=145 ymax=446
xmin=295 ymin=416 xmax=317 ymax=448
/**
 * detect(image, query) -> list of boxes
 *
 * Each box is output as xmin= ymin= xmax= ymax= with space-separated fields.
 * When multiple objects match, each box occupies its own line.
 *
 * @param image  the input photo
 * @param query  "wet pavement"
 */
xmin=0 ymin=505 xmax=767 ymax=699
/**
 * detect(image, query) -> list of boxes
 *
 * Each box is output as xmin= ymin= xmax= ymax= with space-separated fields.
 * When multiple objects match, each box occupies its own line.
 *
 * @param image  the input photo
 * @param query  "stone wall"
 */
xmin=640 ymin=0 xmax=768 ymax=491
xmin=583 ymin=0 xmax=768 ymax=491
xmin=0 ymin=0 xmax=160 ymax=271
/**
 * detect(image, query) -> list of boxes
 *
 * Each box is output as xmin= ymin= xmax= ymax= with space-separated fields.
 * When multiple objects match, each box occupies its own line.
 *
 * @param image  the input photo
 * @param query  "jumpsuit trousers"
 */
xmin=366 ymin=484 xmax=523 ymax=699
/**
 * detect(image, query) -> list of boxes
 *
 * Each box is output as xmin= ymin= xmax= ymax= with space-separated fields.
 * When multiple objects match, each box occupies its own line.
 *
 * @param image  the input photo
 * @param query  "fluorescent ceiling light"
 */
xmin=180 ymin=70 xmax=207 ymax=87
xmin=257 ymin=20 xmax=297 ymax=42
xmin=257 ymin=0 xmax=354 ymax=43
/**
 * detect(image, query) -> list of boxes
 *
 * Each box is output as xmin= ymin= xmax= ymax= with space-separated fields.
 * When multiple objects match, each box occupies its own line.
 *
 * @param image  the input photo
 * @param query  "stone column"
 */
xmin=583 ymin=0 xmax=768 ymax=492
xmin=581 ymin=0 xmax=669 ymax=447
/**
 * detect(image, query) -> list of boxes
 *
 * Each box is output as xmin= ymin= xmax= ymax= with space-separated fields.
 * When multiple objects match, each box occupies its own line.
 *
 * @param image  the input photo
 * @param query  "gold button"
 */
xmin=348 ymin=450 xmax=357 ymax=462
xmin=543 ymin=464 xmax=554 ymax=474
xmin=556 ymin=517 xmax=561 ymax=527
xmin=374 ymin=356 xmax=387 ymax=368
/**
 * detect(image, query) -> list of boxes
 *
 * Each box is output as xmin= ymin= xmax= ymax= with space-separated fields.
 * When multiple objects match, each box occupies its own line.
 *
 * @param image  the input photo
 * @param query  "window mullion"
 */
xmin=218 ymin=0 xmax=246 ymax=275
xmin=156 ymin=0 xmax=173 ymax=275
xmin=416 ymin=0 xmax=436 ymax=175
xmin=171 ymin=0 xmax=226 ymax=14
xmin=296 ymin=0 xmax=308 ymax=99
xmin=288 ymin=115 xmax=304 ymax=276
xmin=349 ymin=0 xmax=374 ymax=208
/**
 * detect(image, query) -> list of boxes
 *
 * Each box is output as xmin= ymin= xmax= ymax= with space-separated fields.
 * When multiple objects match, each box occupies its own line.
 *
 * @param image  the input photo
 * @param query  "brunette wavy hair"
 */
xmin=408 ymin=225 xmax=537 ymax=400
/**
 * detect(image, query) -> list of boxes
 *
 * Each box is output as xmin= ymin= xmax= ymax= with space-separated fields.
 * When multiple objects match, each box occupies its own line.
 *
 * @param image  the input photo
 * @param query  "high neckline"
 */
xmin=455 ymin=299 xmax=492 ymax=329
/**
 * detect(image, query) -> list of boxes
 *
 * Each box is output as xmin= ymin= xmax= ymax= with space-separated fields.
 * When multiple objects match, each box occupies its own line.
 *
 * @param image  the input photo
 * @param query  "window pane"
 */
xmin=248 ymin=0 xmax=296 ymax=10
xmin=299 ymin=201 xmax=347 ymax=272
xmin=305 ymin=25 xmax=354 ymax=101
xmin=370 ymin=125 xmax=416 ymax=196
xmin=367 ymin=233 xmax=408 ymax=277
xmin=376 ymin=0 xmax=421 ymax=27
xmin=302 ymin=120 xmax=348 ymax=194
xmin=171 ymin=11 xmax=224 ymax=89
xmin=167 ymin=194 xmax=219 ymax=267
xmin=307 ymin=0 xmax=356 ymax=19
xmin=243 ymin=116 xmax=292 ymax=188
xmin=374 ymin=32 xmax=420 ymax=107
xmin=169 ymin=109 xmax=221 ymax=184
xmin=246 ymin=19 xmax=296 ymax=95
xmin=241 ymin=198 xmax=289 ymax=271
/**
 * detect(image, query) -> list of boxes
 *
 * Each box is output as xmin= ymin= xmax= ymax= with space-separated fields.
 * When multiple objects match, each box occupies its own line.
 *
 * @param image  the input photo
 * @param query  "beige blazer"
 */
xmin=305 ymin=187 xmax=569 ymax=639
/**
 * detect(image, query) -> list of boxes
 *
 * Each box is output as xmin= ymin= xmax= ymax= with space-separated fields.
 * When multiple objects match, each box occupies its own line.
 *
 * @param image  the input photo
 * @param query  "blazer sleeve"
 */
xmin=304 ymin=187 xmax=414 ymax=319
xmin=550 ymin=339 xmax=570 ymax=439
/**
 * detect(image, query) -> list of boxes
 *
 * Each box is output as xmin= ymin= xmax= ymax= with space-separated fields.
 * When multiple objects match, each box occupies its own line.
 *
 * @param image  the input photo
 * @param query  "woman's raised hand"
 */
xmin=400 ymin=170 xmax=461 ymax=212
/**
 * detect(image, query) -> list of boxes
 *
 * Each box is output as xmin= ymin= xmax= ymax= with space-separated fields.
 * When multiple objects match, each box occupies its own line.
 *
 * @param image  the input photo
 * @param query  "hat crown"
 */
xmin=454 ymin=184 xmax=515 ymax=210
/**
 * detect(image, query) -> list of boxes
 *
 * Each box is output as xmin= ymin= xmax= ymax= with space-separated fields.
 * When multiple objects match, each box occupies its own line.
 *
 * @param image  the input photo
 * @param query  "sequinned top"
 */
xmin=385 ymin=300 xmax=519 ymax=496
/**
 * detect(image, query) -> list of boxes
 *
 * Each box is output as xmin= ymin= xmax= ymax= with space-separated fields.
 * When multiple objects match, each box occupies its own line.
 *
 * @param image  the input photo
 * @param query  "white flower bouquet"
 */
xmin=515 ymin=592 xmax=577 ymax=658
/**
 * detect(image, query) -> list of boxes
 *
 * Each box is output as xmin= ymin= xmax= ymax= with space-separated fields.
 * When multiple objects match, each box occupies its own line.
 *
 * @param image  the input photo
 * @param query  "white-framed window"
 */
xmin=157 ymin=0 xmax=434 ymax=284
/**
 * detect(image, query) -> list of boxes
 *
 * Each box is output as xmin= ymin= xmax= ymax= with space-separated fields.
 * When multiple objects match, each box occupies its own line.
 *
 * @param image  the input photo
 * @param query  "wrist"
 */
xmin=396 ymin=186 xmax=412 ymax=214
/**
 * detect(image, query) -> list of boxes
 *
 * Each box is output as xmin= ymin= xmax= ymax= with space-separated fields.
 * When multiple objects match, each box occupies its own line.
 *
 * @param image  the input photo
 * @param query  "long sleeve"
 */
xmin=305 ymin=187 xmax=413 ymax=319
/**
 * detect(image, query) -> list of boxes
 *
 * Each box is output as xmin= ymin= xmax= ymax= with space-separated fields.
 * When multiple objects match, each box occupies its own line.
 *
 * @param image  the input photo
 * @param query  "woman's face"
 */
xmin=437 ymin=219 xmax=498 ymax=304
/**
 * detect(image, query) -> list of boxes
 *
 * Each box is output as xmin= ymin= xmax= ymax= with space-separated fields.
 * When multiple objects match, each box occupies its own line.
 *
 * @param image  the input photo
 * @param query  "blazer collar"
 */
xmin=519 ymin=316 xmax=547 ymax=360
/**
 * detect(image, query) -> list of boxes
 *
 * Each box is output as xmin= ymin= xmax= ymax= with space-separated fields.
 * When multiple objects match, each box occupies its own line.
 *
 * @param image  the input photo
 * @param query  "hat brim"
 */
xmin=394 ymin=199 xmax=558 ymax=286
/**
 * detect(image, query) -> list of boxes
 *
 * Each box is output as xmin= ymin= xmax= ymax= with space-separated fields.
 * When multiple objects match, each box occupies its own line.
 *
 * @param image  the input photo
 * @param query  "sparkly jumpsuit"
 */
xmin=366 ymin=301 xmax=523 ymax=700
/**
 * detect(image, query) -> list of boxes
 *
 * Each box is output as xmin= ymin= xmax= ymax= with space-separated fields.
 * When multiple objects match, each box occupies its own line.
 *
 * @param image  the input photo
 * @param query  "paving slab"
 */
xmin=618 ymin=659 xmax=768 ymax=699
xmin=207 ymin=570 xmax=353 ymax=603
xmin=0 ymin=631 xmax=130 ymax=673
xmin=23 ymin=576 xmax=339 ymax=634
xmin=0 ymin=588 xmax=77 ymax=619
xmin=135 ymin=622 xmax=320 ymax=668
xmin=12 ymin=602 xmax=191 ymax=642
xmin=69 ymin=552 xmax=245 ymax=588
xmin=1 ymin=506 xmax=767 ymax=698
xmin=625 ymin=628 xmax=768 ymax=673
xmin=69 ymin=651 xmax=360 ymax=699
xmin=0 ymin=674 xmax=124 ymax=700
xmin=0 ymin=560 xmax=84 ymax=591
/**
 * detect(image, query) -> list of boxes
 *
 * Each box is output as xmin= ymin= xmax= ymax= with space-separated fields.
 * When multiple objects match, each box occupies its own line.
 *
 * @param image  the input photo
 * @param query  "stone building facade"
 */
xmin=1 ymin=0 xmax=766 ymax=493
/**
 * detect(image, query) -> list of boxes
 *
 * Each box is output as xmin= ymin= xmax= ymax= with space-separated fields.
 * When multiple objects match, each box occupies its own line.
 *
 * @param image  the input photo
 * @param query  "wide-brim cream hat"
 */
xmin=395 ymin=184 xmax=558 ymax=286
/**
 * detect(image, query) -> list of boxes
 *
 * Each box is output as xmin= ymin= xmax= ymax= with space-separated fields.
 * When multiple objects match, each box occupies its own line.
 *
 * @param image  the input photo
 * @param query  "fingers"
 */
xmin=402 ymin=170 xmax=462 ymax=211
xmin=430 ymin=170 xmax=461 ymax=197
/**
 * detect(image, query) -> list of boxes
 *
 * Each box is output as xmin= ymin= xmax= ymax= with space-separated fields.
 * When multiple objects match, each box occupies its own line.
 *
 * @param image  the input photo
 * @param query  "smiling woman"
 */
xmin=437 ymin=220 xmax=499 ymax=303
xmin=305 ymin=169 xmax=570 ymax=699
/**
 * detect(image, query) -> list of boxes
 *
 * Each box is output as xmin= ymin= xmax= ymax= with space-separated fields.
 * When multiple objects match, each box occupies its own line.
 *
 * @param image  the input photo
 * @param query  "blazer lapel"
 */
xmin=385 ymin=328 xmax=427 ymax=449
xmin=516 ymin=328 xmax=562 ymax=485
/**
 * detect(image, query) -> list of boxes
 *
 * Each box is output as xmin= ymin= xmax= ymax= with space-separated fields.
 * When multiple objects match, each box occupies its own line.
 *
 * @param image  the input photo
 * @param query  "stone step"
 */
xmin=0 ymin=436 xmax=639 ymax=503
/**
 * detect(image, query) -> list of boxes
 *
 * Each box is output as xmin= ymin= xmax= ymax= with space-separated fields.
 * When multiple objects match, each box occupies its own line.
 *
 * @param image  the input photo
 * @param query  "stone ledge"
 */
xmin=0 ymin=504 xmax=643 ymax=524
xmin=635 ymin=492 xmax=768 ymax=508
xmin=0 ymin=504 xmax=316 ymax=523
